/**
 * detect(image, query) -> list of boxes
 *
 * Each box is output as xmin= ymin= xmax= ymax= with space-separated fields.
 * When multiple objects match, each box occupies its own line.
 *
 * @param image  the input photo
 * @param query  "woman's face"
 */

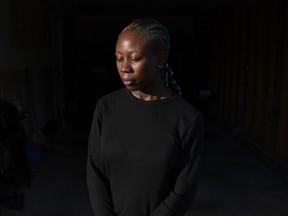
xmin=115 ymin=30 xmax=162 ymax=93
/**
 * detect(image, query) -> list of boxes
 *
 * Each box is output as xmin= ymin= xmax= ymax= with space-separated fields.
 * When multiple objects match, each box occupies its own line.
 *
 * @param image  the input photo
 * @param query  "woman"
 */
xmin=87 ymin=17 xmax=204 ymax=216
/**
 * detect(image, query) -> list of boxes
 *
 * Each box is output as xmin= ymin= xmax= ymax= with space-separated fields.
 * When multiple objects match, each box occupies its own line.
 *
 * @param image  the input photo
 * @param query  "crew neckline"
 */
xmin=124 ymin=88 xmax=178 ymax=104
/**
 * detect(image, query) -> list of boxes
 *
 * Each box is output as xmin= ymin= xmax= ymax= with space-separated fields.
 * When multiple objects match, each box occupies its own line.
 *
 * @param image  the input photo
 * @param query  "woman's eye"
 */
xmin=131 ymin=58 xmax=140 ymax=63
xmin=116 ymin=58 xmax=123 ymax=62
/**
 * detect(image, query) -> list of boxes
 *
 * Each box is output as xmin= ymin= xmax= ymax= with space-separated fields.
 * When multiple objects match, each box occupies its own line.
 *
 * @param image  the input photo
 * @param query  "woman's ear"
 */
xmin=157 ymin=51 xmax=168 ymax=67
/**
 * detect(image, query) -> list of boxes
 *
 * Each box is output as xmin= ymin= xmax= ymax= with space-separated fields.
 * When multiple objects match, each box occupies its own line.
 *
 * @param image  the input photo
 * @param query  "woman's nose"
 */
xmin=121 ymin=65 xmax=132 ymax=73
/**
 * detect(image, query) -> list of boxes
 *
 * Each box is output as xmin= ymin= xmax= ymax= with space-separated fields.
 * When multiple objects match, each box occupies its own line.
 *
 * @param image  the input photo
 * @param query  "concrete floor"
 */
xmin=1 ymin=116 xmax=288 ymax=216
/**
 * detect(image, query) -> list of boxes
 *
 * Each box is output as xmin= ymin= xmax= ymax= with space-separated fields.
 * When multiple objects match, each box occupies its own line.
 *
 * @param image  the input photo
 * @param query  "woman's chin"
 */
xmin=125 ymin=85 xmax=139 ymax=91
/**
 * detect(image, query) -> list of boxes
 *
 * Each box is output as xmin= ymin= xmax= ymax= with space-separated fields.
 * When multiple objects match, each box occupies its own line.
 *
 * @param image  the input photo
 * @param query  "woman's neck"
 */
xmin=130 ymin=88 xmax=173 ymax=101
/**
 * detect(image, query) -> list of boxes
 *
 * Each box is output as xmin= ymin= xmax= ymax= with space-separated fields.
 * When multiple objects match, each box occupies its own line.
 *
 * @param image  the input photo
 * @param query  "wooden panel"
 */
xmin=203 ymin=10 xmax=218 ymax=114
xmin=230 ymin=4 xmax=242 ymax=129
xmin=244 ymin=2 xmax=259 ymax=138
xmin=214 ymin=9 xmax=223 ymax=117
xmin=9 ymin=0 xmax=51 ymax=49
xmin=220 ymin=4 xmax=231 ymax=122
xmin=0 ymin=69 xmax=27 ymax=109
xmin=262 ymin=0 xmax=282 ymax=151
xmin=276 ymin=0 xmax=288 ymax=161
xmin=216 ymin=8 xmax=226 ymax=119
xmin=252 ymin=0 xmax=271 ymax=147
xmin=194 ymin=0 xmax=288 ymax=164
xmin=224 ymin=3 xmax=235 ymax=127
xmin=237 ymin=5 xmax=250 ymax=131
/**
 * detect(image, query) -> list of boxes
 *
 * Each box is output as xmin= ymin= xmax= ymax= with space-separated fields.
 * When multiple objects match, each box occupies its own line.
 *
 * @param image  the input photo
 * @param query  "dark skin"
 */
xmin=115 ymin=30 xmax=172 ymax=101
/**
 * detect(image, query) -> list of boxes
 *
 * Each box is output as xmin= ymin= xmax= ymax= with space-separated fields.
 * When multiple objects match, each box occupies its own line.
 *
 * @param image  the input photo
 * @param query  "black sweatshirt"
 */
xmin=87 ymin=88 xmax=204 ymax=216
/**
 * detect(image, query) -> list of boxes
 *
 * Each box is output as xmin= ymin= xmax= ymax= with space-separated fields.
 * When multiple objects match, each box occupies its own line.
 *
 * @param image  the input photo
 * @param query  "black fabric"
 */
xmin=87 ymin=88 xmax=204 ymax=216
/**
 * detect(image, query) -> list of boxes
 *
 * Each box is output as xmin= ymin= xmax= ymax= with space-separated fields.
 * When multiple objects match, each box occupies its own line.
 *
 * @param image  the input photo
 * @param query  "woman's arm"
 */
xmin=150 ymin=113 xmax=204 ymax=216
xmin=87 ymin=104 xmax=117 ymax=216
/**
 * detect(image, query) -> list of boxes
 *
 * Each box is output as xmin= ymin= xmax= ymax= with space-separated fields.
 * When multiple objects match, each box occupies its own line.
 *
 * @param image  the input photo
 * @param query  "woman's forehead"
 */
xmin=118 ymin=30 xmax=147 ymax=42
xmin=117 ymin=31 xmax=152 ymax=50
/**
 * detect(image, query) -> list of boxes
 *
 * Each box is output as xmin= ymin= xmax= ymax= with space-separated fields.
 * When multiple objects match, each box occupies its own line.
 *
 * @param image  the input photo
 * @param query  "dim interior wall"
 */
xmin=0 ymin=0 xmax=54 ymax=135
xmin=194 ymin=0 xmax=288 ymax=164
xmin=276 ymin=0 xmax=288 ymax=161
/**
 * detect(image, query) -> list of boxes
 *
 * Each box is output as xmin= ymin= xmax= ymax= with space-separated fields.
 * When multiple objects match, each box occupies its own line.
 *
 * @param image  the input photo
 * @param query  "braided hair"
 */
xmin=119 ymin=17 xmax=182 ymax=96
xmin=161 ymin=64 xmax=182 ymax=96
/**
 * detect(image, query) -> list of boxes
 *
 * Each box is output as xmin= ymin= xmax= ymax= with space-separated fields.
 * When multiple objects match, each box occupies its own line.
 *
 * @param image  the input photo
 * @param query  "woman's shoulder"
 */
xmin=171 ymin=96 xmax=203 ymax=123
xmin=96 ymin=88 xmax=128 ymax=106
xmin=98 ymin=88 xmax=126 ymax=100
xmin=175 ymin=96 xmax=201 ymax=113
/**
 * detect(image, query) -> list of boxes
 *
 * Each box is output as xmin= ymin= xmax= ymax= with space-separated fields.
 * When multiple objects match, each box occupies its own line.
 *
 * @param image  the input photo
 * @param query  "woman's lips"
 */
xmin=122 ymin=78 xmax=136 ymax=86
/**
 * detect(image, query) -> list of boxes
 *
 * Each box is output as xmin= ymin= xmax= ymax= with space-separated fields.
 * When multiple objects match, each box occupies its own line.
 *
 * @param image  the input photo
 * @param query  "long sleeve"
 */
xmin=150 ymin=114 xmax=204 ymax=216
xmin=87 ymin=104 xmax=117 ymax=216
xmin=87 ymin=88 xmax=204 ymax=216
